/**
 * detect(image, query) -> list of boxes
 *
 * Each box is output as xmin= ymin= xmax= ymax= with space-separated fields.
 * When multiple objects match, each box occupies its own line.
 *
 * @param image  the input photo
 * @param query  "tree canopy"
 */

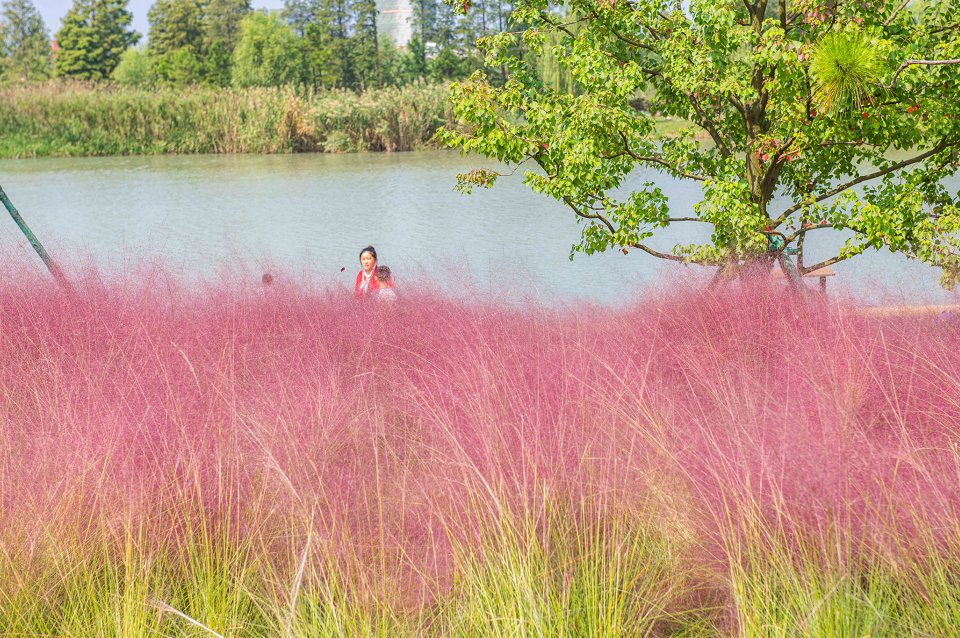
xmin=54 ymin=0 xmax=138 ymax=79
xmin=205 ymin=0 xmax=251 ymax=51
xmin=440 ymin=0 xmax=960 ymax=288
xmin=110 ymin=0 xmax=512 ymax=90
xmin=148 ymin=0 xmax=205 ymax=56
xmin=0 ymin=0 xmax=51 ymax=81
xmin=232 ymin=10 xmax=305 ymax=87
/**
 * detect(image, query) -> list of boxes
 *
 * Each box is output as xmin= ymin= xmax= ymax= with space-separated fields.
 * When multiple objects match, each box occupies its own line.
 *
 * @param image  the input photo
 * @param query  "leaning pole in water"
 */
xmin=0 ymin=184 xmax=72 ymax=291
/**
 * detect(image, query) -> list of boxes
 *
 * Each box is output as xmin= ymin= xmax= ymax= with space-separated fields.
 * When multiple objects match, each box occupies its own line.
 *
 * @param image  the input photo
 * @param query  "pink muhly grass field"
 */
xmin=0 ymin=259 xmax=958 ymax=635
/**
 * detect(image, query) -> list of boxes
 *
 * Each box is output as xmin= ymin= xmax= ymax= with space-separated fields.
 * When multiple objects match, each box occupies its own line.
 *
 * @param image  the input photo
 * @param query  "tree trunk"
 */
xmin=373 ymin=6 xmax=382 ymax=87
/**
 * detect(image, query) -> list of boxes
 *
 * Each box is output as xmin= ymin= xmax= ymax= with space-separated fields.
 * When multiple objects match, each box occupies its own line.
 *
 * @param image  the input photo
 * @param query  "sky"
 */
xmin=35 ymin=0 xmax=285 ymax=42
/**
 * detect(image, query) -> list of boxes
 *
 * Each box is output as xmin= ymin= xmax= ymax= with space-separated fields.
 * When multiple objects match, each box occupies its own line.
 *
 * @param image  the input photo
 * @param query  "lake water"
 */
xmin=0 ymin=150 xmax=956 ymax=306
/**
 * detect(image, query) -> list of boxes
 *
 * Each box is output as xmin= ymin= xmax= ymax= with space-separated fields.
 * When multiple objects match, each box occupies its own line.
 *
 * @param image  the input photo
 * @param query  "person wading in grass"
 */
xmin=355 ymin=246 xmax=381 ymax=300
xmin=369 ymin=266 xmax=397 ymax=302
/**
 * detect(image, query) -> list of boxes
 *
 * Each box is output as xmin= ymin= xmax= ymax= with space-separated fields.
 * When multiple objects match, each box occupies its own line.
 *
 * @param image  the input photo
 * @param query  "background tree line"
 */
xmin=0 ymin=0 xmax=516 ymax=90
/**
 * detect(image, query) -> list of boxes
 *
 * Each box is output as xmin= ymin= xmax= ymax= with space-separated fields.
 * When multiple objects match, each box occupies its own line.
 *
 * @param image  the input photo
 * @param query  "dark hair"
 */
xmin=376 ymin=266 xmax=391 ymax=282
xmin=359 ymin=245 xmax=377 ymax=262
xmin=261 ymin=273 xmax=273 ymax=285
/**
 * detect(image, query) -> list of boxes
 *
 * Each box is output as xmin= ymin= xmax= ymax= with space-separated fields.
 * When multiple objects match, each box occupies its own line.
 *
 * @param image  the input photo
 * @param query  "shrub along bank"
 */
xmin=0 ymin=80 xmax=456 ymax=157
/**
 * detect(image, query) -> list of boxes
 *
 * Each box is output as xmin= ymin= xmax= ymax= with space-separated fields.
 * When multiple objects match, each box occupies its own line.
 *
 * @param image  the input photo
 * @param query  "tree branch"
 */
xmin=775 ymin=138 xmax=954 ymax=222
xmin=883 ymin=0 xmax=910 ymax=26
xmin=927 ymin=22 xmax=960 ymax=35
xmin=760 ymin=135 xmax=796 ymax=191
xmin=874 ymin=59 xmax=960 ymax=90
xmin=727 ymin=94 xmax=746 ymax=119
xmin=819 ymin=140 xmax=870 ymax=147
xmin=800 ymin=252 xmax=859 ymax=275
xmin=630 ymin=242 xmax=686 ymax=262
xmin=605 ymin=22 xmax=658 ymax=53
xmin=563 ymin=195 xmax=616 ymax=234
xmin=687 ymin=93 xmax=734 ymax=157
xmin=537 ymin=13 xmax=591 ymax=39
xmin=615 ymin=131 xmax=711 ymax=181
xmin=786 ymin=223 xmax=832 ymax=242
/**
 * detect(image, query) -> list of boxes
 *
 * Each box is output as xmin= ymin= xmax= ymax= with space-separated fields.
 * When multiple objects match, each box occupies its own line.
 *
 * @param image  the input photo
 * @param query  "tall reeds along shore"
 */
xmin=0 ymin=261 xmax=957 ymax=636
xmin=0 ymin=80 xmax=456 ymax=157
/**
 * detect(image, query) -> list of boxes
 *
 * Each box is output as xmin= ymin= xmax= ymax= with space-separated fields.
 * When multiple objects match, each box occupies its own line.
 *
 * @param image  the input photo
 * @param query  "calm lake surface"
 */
xmin=0 ymin=150 xmax=956 ymax=305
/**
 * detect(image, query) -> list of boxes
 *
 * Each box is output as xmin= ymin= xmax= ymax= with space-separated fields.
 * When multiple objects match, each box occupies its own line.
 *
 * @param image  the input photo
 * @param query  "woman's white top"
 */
xmin=360 ymin=268 xmax=376 ymax=295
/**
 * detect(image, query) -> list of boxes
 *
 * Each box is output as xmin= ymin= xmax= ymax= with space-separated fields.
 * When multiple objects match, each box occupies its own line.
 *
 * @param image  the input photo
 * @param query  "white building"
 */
xmin=376 ymin=0 xmax=415 ymax=47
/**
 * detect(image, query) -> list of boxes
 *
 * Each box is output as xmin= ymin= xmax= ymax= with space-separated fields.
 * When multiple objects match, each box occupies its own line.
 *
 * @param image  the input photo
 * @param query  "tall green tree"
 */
xmin=54 ymin=0 xmax=138 ymax=79
xmin=232 ymin=10 xmax=304 ymax=87
xmin=0 ymin=0 xmax=51 ymax=81
xmin=303 ymin=0 xmax=353 ymax=89
xmin=351 ymin=0 xmax=380 ymax=88
xmin=401 ymin=31 xmax=427 ymax=79
xmin=376 ymin=33 xmax=401 ymax=84
xmin=282 ymin=0 xmax=318 ymax=37
xmin=147 ymin=0 xmax=205 ymax=56
xmin=411 ymin=0 xmax=436 ymax=44
xmin=147 ymin=0 xmax=206 ymax=84
xmin=204 ymin=0 xmax=251 ymax=85
xmin=303 ymin=20 xmax=335 ymax=88
xmin=205 ymin=0 xmax=251 ymax=48
xmin=441 ymin=0 xmax=960 ymax=288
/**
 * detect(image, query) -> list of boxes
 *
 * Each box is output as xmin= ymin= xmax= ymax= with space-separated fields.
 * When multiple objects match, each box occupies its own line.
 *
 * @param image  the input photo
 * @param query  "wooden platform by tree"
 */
xmin=771 ymin=266 xmax=836 ymax=293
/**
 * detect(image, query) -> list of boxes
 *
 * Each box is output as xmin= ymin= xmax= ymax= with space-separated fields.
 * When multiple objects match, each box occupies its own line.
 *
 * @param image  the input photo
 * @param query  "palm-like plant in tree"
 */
xmin=438 ymin=0 xmax=960 ymax=287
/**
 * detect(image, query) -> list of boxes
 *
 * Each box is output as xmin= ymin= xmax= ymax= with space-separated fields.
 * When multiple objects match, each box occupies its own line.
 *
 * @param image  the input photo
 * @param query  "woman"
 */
xmin=355 ymin=245 xmax=380 ymax=299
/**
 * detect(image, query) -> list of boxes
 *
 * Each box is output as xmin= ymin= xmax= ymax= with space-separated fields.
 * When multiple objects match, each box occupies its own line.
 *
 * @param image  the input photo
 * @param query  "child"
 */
xmin=370 ymin=266 xmax=397 ymax=302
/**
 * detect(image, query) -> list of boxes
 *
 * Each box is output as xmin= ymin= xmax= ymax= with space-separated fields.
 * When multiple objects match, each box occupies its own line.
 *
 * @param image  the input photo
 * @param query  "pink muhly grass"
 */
xmin=0 ymin=256 xmax=957 ymax=630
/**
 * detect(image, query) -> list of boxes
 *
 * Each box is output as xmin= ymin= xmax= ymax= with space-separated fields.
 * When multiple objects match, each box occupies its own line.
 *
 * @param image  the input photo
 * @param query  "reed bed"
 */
xmin=0 ymin=80 xmax=456 ymax=157
xmin=0 ymin=260 xmax=957 ymax=636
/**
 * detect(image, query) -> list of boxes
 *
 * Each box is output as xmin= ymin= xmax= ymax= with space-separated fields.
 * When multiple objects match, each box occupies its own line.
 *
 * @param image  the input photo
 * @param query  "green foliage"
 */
xmin=155 ymin=46 xmax=203 ymax=84
xmin=232 ymin=11 xmax=305 ymax=88
xmin=351 ymin=0 xmax=381 ymax=88
xmin=809 ymin=30 xmax=885 ymax=111
xmin=0 ymin=80 xmax=456 ymax=156
xmin=287 ymin=0 xmax=508 ymax=91
xmin=54 ymin=0 xmax=138 ymax=80
xmin=204 ymin=0 xmax=251 ymax=51
xmin=140 ymin=0 xmax=248 ymax=87
xmin=111 ymin=44 xmax=156 ymax=86
xmin=147 ymin=0 xmax=211 ymax=85
xmin=404 ymin=32 xmax=428 ymax=78
xmin=431 ymin=47 xmax=461 ymax=79
xmin=282 ymin=0 xmax=317 ymax=37
xmin=202 ymin=37 xmax=233 ymax=86
xmin=528 ymin=18 xmax=580 ymax=96
xmin=301 ymin=0 xmax=355 ymax=90
xmin=377 ymin=34 xmax=403 ymax=85
xmin=0 ymin=0 xmax=51 ymax=82
xmin=147 ymin=0 xmax=205 ymax=57
xmin=440 ymin=0 xmax=960 ymax=287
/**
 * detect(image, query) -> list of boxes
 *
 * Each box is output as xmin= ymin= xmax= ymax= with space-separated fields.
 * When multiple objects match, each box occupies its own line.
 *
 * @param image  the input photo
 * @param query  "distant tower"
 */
xmin=375 ymin=0 xmax=414 ymax=47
